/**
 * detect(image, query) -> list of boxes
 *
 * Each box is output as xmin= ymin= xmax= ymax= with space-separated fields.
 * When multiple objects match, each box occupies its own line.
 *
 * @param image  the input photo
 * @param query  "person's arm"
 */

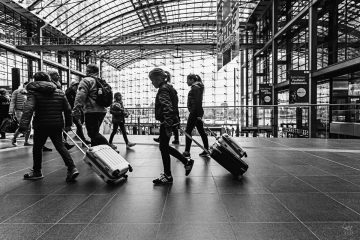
xmin=63 ymin=94 xmax=73 ymax=129
xmin=18 ymin=93 xmax=35 ymax=131
xmin=158 ymin=87 xmax=174 ymax=128
xmin=8 ymin=90 xmax=17 ymax=114
xmin=73 ymin=79 xmax=89 ymax=115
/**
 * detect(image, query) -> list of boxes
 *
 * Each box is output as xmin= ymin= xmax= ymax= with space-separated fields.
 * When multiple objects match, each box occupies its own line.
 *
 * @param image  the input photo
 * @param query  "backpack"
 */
xmin=93 ymin=77 xmax=113 ymax=107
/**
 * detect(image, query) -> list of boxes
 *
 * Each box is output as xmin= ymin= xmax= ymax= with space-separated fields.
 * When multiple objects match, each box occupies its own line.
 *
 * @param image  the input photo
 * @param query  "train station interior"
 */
xmin=0 ymin=0 xmax=360 ymax=239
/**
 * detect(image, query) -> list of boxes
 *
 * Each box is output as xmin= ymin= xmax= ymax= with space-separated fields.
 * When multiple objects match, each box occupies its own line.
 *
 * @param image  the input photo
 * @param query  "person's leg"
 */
xmin=32 ymin=128 xmax=48 ymax=172
xmin=109 ymin=123 xmax=119 ymax=144
xmin=12 ymin=129 xmax=20 ymax=145
xmin=172 ymin=127 xmax=179 ymax=143
xmin=74 ymin=117 xmax=88 ymax=142
xmin=158 ymin=125 xmax=172 ymax=177
xmin=184 ymin=115 xmax=197 ymax=153
xmin=49 ymin=128 xmax=76 ymax=170
xmin=119 ymin=122 xmax=130 ymax=145
xmin=195 ymin=118 xmax=209 ymax=150
xmin=85 ymin=112 xmax=109 ymax=146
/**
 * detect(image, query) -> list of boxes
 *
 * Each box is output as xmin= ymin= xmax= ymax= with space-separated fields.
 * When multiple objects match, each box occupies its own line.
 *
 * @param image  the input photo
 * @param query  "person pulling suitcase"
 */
xmin=149 ymin=68 xmax=194 ymax=184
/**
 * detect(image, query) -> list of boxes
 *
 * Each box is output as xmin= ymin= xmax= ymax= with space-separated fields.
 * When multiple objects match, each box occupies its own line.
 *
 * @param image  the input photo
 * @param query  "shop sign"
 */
xmin=259 ymin=83 xmax=272 ymax=105
xmin=289 ymin=70 xmax=309 ymax=104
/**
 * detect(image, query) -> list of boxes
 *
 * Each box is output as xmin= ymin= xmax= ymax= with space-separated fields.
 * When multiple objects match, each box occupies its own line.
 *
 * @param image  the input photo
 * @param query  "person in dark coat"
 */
xmin=182 ymin=74 xmax=209 ymax=158
xmin=149 ymin=68 xmax=194 ymax=184
xmin=0 ymin=89 xmax=10 ymax=139
xmin=19 ymin=72 xmax=79 ymax=181
xmin=108 ymin=92 xmax=136 ymax=149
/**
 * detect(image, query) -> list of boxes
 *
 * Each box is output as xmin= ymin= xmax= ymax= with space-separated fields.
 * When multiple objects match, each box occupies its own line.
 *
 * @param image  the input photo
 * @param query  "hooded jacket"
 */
xmin=110 ymin=99 xmax=126 ymax=124
xmin=155 ymin=82 xmax=179 ymax=128
xmin=19 ymin=81 xmax=72 ymax=130
xmin=9 ymin=88 xmax=27 ymax=113
xmin=73 ymin=76 xmax=107 ymax=114
xmin=187 ymin=81 xmax=204 ymax=117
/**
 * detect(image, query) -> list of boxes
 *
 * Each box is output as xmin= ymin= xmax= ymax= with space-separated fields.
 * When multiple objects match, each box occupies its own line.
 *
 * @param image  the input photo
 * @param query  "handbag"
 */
xmin=0 ymin=116 xmax=19 ymax=133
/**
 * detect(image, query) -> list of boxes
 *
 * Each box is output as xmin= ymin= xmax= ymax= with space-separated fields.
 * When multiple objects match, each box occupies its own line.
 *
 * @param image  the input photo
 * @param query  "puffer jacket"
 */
xmin=0 ymin=95 xmax=10 ymax=117
xmin=9 ymin=88 xmax=27 ymax=113
xmin=155 ymin=82 xmax=179 ymax=128
xmin=73 ymin=76 xmax=106 ymax=114
xmin=20 ymin=81 xmax=72 ymax=130
xmin=110 ymin=100 xmax=126 ymax=124
xmin=187 ymin=81 xmax=204 ymax=117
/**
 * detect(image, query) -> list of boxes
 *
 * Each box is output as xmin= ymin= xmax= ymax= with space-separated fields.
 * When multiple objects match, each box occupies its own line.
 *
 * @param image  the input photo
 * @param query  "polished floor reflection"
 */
xmin=1 ymin=134 xmax=360 ymax=240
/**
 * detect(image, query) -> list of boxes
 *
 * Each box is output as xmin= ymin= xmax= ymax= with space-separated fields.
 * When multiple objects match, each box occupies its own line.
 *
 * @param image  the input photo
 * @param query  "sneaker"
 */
xmin=24 ymin=142 xmax=33 ymax=146
xmin=66 ymin=168 xmax=80 ymax=182
xmin=24 ymin=169 xmax=44 ymax=180
xmin=182 ymin=151 xmax=191 ymax=158
xmin=153 ymin=137 xmax=160 ymax=143
xmin=199 ymin=150 xmax=210 ymax=157
xmin=184 ymin=159 xmax=194 ymax=176
xmin=11 ymin=140 xmax=18 ymax=147
xmin=64 ymin=142 xmax=75 ymax=150
xmin=172 ymin=140 xmax=180 ymax=145
xmin=43 ymin=146 xmax=52 ymax=152
xmin=153 ymin=173 xmax=173 ymax=184
xmin=126 ymin=142 xmax=136 ymax=149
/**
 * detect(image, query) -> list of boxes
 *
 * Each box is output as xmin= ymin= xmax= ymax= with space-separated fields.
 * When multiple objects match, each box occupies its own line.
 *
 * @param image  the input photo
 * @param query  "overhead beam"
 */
xmin=312 ymin=56 xmax=360 ymax=80
xmin=27 ymin=0 xmax=43 ymax=11
xmin=16 ymin=43 xmax=216 ymax=52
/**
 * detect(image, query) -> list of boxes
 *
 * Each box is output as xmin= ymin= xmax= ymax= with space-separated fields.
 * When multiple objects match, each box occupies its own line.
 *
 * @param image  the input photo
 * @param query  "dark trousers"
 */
xmin=173 ymin=127 xmax=179 ymax=141
xmin=33 ymin=127 xmax=75 ymax=172
xmin=109 ymin=122 xmax=128 ymax=144
xmin=185 ymin=114 xmax=209 ymax=152
xmin=85 ymin=112 xmax=109 ymax=146
xmin=159 ymin=125 xmax=188 ymax=176
xmin=63 ymin=117 xmax=87 ymax=142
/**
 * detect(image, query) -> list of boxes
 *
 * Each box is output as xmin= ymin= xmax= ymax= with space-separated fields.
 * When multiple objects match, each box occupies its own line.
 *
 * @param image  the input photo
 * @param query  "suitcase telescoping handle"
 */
xmin=205 ymin=127 xmax=219 ymax=139
xmin=179 ymin=128 xmax=210 ymax=155
xmin=62 ymin=129 xmax=90 ymax=155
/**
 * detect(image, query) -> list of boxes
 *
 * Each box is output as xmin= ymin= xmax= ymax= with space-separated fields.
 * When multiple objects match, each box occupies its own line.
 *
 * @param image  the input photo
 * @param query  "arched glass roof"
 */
xmin=15 ymin=0 xmax=259 ymax=69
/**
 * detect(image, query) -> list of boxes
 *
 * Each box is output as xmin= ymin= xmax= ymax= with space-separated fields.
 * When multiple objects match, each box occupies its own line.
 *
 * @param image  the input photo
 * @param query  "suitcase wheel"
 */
xmin=123 ymin=174 xmax=128 ymax=179
xmin=106 ymin=180 xmax=115 ymax=185
xmin=128 ymin=165 xmax=133 ymax=172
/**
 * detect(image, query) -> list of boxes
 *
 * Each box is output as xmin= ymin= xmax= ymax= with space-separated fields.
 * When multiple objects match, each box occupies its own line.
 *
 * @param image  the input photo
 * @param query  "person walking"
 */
xmin=149 ymin=68 xmax=194 ymax=184
xmin=48 ymin=70 xmax=74 ymax=150
xmin=19 ymin=71 xmax=79 ymax=181
xmin=64 ymin=79 xmax=91 ymax=145
xmin=73 ymin=64 xmax=113 ymax=148
xmin=182 ymin=74 xmax=209 ymax=158
xmin=0 ymin=89 xmax=10 ymax=139
xmin=108 ymin=92 xmax=136 ymax=149
xmin=9 ymin=82 xmax=31 ymax=146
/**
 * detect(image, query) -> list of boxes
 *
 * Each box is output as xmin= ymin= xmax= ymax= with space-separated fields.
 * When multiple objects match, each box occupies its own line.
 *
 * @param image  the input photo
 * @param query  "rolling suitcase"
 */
xmin=180 ymin=128 xmax=248 ymax=177
xmin=64 ymin=130 xmax=133 ymax=184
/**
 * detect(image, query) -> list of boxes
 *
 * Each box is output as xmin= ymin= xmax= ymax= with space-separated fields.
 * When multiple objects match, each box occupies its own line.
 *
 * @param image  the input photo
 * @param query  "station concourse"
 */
xmin=1 ymin=0 xmax=360 ymax=239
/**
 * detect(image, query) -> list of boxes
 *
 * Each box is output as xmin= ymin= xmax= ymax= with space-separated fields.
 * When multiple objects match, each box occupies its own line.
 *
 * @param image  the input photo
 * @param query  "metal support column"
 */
xmin=271 ymin=0 xmax=279 ymax=137
xmin=309 ymin=1 xmax=318 ymax=138
xmin=66 ymin=52 xmax=71 ymax=87
xmin=252 ymin=28 xmax=257 ymax=137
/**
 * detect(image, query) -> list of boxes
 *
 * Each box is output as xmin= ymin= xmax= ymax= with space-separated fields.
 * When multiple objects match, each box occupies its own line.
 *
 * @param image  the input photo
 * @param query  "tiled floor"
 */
xmin=1 ymin=134 xmax=360 ymax=239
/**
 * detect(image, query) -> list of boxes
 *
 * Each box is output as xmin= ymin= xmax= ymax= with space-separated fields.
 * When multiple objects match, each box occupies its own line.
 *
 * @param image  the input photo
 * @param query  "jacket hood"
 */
xmin=26 ymin=81 xmax=57 ymax=94
xmin=192 ymin=81 xmax=204 ymax=89
xmin=19 ymin=88 xmax=27 ymax=94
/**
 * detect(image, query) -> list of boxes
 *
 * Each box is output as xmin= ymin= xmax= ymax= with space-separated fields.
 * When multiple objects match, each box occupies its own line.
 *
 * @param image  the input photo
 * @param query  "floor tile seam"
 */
xmin=73 ymin=193 xmax=119 ymax=240
xmin=275 ymin=168 xmax=360 ymax=220
xmin=0 ymin=149 xmax=81 ymax=179
xmin=211 ymin=171 xmax=239 ymax=240
xmin=270 ymin=192 xmax=321 ymax=240
xmin=0 ymin=193 xmax=51 ymax=224
xmin=262 ymin=138 xmax=360 ymax=172
xmin=33 ymin=194 xmax=94 ymax=240
xmin=154 ymin=182 xmax=170 ymax=239
xmin=0 ymin=146 xmax=27 ymax=153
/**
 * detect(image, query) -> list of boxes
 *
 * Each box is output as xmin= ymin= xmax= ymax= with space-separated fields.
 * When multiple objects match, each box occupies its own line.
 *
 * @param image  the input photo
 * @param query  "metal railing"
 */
xmin=102 ymin=104 xmax=360 ymax=138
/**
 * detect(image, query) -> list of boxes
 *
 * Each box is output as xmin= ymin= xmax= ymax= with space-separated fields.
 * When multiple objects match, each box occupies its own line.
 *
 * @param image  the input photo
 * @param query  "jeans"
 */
xmin=159 ymin=125 xmax=188 ymax=176
xmin=33 ymin=127 xmax=75 ymax=172
xmin=185 ymin=114 xmax=209 ymax=152
xmin=84 ymin=112 xmax=109 ymax=146
xmin=109 ymin=122 xmax=128 ymax=144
